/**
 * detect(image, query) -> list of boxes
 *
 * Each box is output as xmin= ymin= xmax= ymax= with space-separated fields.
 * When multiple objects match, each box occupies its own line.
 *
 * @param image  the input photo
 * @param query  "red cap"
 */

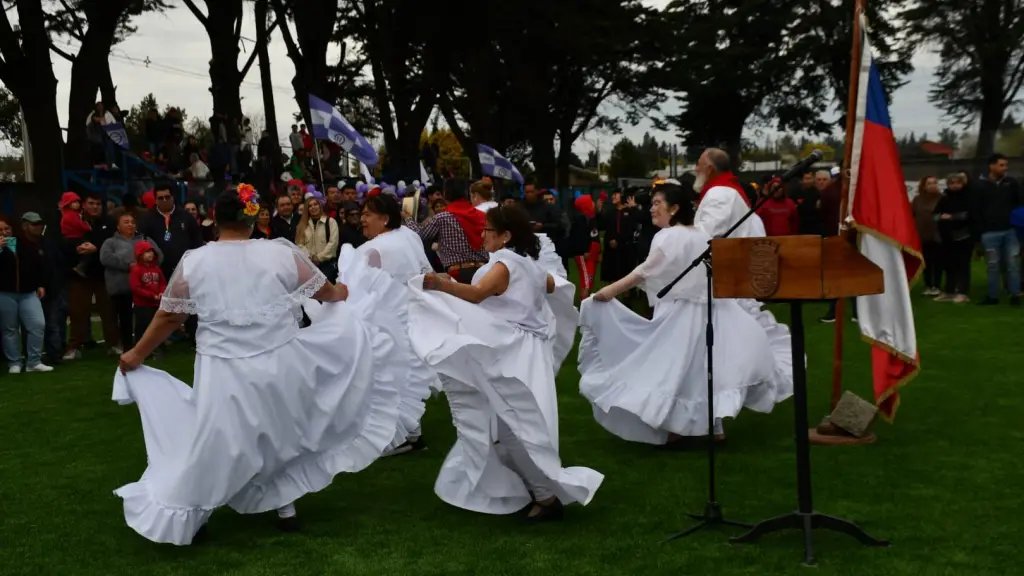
xmin=141 ymin=190 xmax=156 ymax=209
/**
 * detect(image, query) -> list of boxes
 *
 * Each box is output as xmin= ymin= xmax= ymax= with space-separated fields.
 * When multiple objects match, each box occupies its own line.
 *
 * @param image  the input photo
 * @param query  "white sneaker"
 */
xmin=62 ymin=349 xmax=81 ymax=361
xmin=108 ymin=346 xmax=124 ymax=356
xmin=26 ymin=363 xmax=54 ymax=373
xmin=8 ymin=365 xmax=22 ymax=374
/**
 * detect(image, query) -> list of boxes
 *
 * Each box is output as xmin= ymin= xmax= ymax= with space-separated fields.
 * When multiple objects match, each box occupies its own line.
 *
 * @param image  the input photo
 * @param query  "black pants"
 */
xmin=134 ymin=306 xmax=157 ymax=346
xmin=111 ymin=293 xmax=134 ymax=351
xmin=826 ymin=299 xmax=858 ymax=319
xmin=922 ymin=241 xmax=943 ymax=289
xmin=943 ymin=240 xmax=973 ymax=295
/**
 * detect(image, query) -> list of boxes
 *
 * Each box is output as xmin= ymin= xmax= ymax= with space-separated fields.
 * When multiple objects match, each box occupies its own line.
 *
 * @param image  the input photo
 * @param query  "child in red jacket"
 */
xmin=60 ymin=191 xmax=93 ymax=276
xmin=129 ymin=240 xmax=167 ymax=348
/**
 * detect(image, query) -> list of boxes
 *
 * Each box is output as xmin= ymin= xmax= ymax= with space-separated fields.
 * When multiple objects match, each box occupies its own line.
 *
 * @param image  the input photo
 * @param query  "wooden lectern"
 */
xmin=709 ymin=235 xmax=888 ymax=565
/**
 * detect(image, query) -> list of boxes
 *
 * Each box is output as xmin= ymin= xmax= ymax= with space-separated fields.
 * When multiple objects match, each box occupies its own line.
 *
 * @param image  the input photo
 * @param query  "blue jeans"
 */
xmin=42 ymin=289 xmax=68 ymax=358
xmin=981 ymin=230 xmax=1021 ymax=298
xmin=0 ymin=291 xmax=45 ymax=368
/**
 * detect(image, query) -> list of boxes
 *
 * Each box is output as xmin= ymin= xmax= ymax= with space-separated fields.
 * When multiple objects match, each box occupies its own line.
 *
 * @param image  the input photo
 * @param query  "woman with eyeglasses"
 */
xmin=112 ymin=186 xmax=412 ymax=545
xmin=409 ymin=203 xmax=602 ymax=522
xmin=577 ymin=184 xmax=782 ymax=449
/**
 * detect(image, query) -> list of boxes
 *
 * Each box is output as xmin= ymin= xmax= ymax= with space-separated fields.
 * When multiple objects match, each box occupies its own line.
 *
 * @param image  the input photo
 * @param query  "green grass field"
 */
xmin=1 ymin=268 xmax=1021 ymax=576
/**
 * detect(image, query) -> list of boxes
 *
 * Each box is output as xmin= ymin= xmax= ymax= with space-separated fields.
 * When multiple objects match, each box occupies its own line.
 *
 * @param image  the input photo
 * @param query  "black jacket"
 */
xmin=338 ymin=222 xmax=366 ymax=248
xmin=522 ymin=199 xmax=565 ymax=239
xmin=970 ymin=175 xmax=1021 ymax=236
xmin=789 ymin=186 xmax=821 ymax=235
xmin=0 ymin=235 xmax=45 ymax=293
xmin=934 ymin=188 xmax=971 ymax=243
xmin=567 ymin=212 xmax=597 ymax=257
xmin=61 ymin=213 xmax=114 ymax=280
xmin=271 ymin=213 xmax=299 ymax=243
xmin=138 ymin=207 xmax=203 ymax=277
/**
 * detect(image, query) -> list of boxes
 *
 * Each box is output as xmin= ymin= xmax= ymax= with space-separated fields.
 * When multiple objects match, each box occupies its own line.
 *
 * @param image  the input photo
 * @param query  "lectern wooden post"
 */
xmin=710 ymin=235 xmax=889 ymax=566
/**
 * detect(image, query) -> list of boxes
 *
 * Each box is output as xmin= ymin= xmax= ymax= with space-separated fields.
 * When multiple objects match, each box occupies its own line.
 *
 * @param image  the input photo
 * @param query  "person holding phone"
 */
xmin=0 ymin=214 xmax=53 ymax=374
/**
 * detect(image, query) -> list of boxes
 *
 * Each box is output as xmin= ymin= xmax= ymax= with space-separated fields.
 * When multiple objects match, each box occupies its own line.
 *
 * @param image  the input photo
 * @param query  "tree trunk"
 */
xmin=255 ymin=0 xmax=278 ymax=150
xmin=292 ymin=0 xmax=334 ymax=121
xmin=98 ymin=60 xmax=118 ymax=111
xmin=19 ymin=75 xmax=63 ymax=221
xmin=975 ymin=98 xmax=1003 ymax=163
xmin=532 ymin=137 xmax=556 ymax=187
xmin=207 ymin=1 xmax=244 ymax=119
xmin=555 ymin=138 xmax=573 ymax=192
xmin=6 ymin=0 xmax=64 ymax=214
xmin=64 ymin=7 xmax=122 ymax=169
xmin=438 ymin=95 xmax=480 ymax=177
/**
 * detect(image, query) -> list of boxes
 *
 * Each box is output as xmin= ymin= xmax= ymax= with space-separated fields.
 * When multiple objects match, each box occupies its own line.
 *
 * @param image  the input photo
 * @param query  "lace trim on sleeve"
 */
xmin=159 ymin=297 xmax=200 ymax=315
xmin=294 ymin=267 xmax=328 ymax=300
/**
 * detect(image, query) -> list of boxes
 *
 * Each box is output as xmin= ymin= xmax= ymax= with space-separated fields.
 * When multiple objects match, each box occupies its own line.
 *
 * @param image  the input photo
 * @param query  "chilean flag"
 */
xmin=846 ymin=17 xmax=922 ymax=422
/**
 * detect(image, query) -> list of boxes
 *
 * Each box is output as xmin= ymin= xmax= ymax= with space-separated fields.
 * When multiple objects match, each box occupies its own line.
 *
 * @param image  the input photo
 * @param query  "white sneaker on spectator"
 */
xmin=108 ymin=346 xmax=124 ymax=356
xmin=8 ymin=365 xmax=22 ymax=374
xmin=26 ymin=363 xmax=54 ymax=373
xmin=62 ymin=349 xmax=81 ymax=361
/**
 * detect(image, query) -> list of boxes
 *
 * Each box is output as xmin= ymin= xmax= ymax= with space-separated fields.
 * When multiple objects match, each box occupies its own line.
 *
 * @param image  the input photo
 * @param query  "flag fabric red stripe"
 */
xmin=847 ymin=19 xmax=922 ymax=422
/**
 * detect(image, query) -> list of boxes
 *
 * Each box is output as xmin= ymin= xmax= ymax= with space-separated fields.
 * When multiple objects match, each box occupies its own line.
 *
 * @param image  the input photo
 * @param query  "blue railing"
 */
xmin=61 ymin=146 xmax=189 ymax=205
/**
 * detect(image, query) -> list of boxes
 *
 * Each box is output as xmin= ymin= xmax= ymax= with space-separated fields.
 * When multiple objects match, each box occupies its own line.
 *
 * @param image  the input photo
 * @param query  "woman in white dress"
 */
xmin=353 ymin=194 xmax=436 ymax=455
xmin=577 ymin=184 xmax=783 ymax=448
xmin=408 ymin=204 xmax=603 ymax=521
xmin=113 ymin=186 xmax=406 ymax=545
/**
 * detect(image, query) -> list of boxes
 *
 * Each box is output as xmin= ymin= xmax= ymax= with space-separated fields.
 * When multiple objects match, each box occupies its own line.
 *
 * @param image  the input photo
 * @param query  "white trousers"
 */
xmin=495 ymin=418 xmax=555 ymax=502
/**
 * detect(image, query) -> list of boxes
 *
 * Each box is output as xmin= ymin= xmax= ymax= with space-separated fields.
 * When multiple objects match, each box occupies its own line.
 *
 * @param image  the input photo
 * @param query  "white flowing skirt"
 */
xmin=536 ymin=233 xmax=577 ymax=372
xmin=407 ymin=278 xmax=603 ymax=514
xmin=113 ymin=288 xmax=405 ymax=546
xmin=337 ymin=244 xmax=436 ymax=447
xmin=737 ymin=298 xmax=795 ymax=401
xmin=577 ymin=296 xmax=780 ymax=444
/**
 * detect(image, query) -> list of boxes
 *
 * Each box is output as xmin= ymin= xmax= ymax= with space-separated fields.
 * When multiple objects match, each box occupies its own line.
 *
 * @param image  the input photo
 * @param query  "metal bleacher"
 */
xmin=61 ymin=146 xmax=189 ymax=206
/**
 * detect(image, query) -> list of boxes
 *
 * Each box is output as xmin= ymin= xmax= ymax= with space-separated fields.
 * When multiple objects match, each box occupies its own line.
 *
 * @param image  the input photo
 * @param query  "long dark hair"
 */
xmin=652 ymin=183 xmax=697 ymax=226
xmin=486 ymin=204 xmax=540 ymax=259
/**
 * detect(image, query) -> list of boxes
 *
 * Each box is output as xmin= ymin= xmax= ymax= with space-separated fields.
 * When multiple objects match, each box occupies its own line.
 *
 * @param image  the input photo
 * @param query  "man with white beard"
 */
xmin=692 ymin=148 xmax=766 ymax=239
xmin=691 ymin=147 xmax=795 ymax=409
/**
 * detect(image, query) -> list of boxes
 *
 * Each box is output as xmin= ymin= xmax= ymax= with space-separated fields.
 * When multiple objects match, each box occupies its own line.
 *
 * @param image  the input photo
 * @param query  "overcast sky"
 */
xmin=30 ymin=1 xmax=948 ymax=161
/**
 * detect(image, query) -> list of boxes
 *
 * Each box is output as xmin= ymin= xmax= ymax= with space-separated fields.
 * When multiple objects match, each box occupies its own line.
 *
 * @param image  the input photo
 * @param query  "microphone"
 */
xmin=778 ymin=149 xmax=823 ymax=182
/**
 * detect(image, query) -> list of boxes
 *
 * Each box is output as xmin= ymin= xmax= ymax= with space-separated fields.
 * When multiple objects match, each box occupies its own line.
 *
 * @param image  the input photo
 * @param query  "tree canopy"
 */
xmin=903 ymin=0 xmax=1024 ymax=159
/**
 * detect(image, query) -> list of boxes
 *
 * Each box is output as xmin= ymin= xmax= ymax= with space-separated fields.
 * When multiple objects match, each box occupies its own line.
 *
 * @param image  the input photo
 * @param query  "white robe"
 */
xmin=349 ymin=233 xmax=438 ymax=444
xmin=577 ymin=226 xmax=781 ymax=442
xmin=112 ymin=239 xmax=408 ymax=545
xmin=696 ymin=184 xmax=794 ymax=400
xmin=409 ymin=249 xmax=602 ymax=514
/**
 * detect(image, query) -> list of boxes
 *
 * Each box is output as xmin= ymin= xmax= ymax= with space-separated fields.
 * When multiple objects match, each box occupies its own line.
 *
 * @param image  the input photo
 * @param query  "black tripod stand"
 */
xmin=659 ymin=150 xmax=825 ymax=543
xmin=662 ymin=254 xmax=751 ymax=542
xmin=728 ymin=301 xmax=888 ymax=565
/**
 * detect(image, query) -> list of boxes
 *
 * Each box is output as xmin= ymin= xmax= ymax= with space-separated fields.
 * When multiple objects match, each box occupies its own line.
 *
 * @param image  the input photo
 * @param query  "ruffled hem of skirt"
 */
xmin=114 ymin=285 xmax=404 ymax=545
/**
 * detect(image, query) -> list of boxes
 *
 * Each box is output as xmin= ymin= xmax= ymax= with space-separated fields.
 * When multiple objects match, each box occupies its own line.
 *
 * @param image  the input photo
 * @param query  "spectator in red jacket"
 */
xmin=756 ymin=180 xmax=800 ymax=236
xmin=128 ymin=240 xmax=166 ymax=347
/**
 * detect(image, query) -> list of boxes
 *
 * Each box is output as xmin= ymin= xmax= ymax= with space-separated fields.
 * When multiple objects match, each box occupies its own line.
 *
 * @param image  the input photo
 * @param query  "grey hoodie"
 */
xmin=99 ymin=233 xmax=164 ymax=295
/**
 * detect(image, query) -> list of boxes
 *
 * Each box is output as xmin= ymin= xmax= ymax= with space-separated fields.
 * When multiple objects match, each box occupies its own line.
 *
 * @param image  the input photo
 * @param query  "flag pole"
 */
xmin=832 ymin=0 xmax=865 ymax=411
xmin=313 ymin=141 xmax=326 ymax=190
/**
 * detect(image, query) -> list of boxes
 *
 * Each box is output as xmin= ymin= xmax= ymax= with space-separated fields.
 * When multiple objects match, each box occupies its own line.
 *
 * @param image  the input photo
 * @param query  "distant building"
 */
xmin=918 ymin=141 xmax=955 ymax=159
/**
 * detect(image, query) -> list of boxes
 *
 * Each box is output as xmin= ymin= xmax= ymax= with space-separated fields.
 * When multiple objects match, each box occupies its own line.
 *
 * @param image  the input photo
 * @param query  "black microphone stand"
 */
xmin=661 ymin=187 xmax=774 ymax=543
